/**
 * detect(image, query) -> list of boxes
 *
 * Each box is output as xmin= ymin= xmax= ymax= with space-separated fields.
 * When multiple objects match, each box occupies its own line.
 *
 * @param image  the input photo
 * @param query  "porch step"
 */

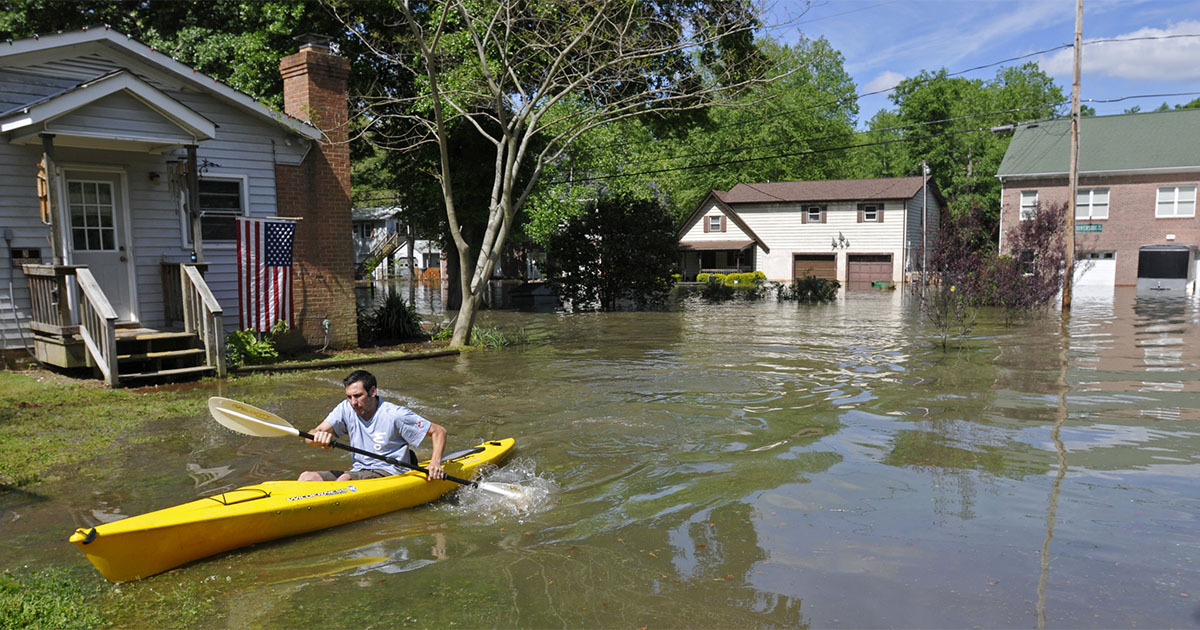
xmin=112 ymin=326 xmax=212 ymax=384
xmin=118 ymin=365 xmax=217 ymax=382
xmin=117 ymin=348 xmax=207 ymax=363
xmin=115 ymin=329 xmax=195 ymax=341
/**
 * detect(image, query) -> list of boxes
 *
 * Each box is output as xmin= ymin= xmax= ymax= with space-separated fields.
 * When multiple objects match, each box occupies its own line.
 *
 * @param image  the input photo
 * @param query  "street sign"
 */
xmin=1076 ymin=223 xmax=1102 ymax=233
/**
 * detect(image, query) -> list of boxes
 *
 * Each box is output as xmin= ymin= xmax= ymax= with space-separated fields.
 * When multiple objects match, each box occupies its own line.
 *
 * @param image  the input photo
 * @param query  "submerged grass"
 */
xmin=0 ymin=566 xmax=106 ymax=630
xmin=0 ymin=371 xmax=288 ymax=489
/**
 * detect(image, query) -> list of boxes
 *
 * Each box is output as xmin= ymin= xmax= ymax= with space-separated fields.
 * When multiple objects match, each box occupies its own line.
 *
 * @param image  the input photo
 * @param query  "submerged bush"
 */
xmin=775 ymin=275 xmax=840 ymax=303
xmin=359 ymin=291 xmax=423 ymax=344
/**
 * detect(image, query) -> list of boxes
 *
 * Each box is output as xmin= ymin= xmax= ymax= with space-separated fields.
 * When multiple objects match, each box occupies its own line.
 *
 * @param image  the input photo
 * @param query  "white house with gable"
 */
xmin=678 ymin=176 xmax=943 ymax=287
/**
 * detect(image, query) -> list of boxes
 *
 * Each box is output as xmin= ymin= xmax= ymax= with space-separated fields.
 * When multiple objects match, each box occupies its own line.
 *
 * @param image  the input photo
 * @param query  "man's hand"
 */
xmin=426 ymin=460 xmax=444 ymax=482
xmin=306 ymin=429 xmax=335 ymax=449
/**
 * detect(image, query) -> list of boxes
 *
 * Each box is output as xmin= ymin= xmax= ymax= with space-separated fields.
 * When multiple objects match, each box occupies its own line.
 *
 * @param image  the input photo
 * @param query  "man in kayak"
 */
xmin=298 ymin=370 xmax=447 ymax=482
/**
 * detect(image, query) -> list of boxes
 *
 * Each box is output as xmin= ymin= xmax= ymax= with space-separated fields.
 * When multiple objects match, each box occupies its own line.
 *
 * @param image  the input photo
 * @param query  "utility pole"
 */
xmin=1063 ymin=0 xmax=1082 ymax=312
xmin=921 ymin=160 xmax=928 ymax=285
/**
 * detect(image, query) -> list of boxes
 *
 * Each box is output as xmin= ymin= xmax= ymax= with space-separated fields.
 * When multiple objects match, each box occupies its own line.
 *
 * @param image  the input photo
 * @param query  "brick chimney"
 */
xmin=277 ymin=37 xmax=356 ymax=348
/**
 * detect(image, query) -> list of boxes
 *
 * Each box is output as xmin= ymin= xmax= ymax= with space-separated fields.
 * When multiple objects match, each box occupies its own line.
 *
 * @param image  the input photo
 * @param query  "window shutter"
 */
xmin=720 ymin=216 xmax=726 ymax=232
xmin=857 ymin=205 xmax=864 ymax=223
xmin=802 ymin=208 xmax=808 ymax=224
xmin=878 ymin=206 xmax=885 ymax=222
xmin=703 ymin=217 xmax=710 ymax=233
xmin=821 ymin=208 xmax=827 ymax=224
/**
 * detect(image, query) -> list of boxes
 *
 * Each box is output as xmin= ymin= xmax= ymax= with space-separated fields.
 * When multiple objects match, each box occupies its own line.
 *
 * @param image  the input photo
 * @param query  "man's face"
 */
xmin=345 ymin=381 xmax=377 ymax=418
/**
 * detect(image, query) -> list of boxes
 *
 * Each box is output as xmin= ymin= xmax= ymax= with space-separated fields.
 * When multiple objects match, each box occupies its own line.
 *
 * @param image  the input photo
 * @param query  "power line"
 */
xmin=546 ymin=87 xmax=1199 ymax=186
xmin=582 ymin=101 xmax=1069 ymax=173
xmin=549 ymin=125 xmax=994 ymax=185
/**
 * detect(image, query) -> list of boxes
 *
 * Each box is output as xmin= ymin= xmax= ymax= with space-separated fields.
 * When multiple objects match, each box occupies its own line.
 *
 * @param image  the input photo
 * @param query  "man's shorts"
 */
xmin=313 ymin=468 xmax=392 ymax=481
xmin=313 ymin=449 xmax=417 ymax=481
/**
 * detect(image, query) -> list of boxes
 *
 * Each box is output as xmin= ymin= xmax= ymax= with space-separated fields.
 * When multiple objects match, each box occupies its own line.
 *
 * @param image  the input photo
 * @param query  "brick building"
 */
xmin=996 ymin=108 xmax=1200 ymax=294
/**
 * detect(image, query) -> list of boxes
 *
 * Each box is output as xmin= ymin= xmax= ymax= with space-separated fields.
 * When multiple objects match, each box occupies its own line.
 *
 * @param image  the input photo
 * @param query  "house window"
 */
xmin=1081 ymin=251 xmax=1114 ymax=260
xmin=68 ymin=180 xmax=117 ymax=251
xmin=423 ymin=252 xmax=440 ymax=269
xmin=707 ymin=215 xmax=723 ymax=232
xmin=802 ymin=205 xmax=825 ymax=224
xmin=1076 ymin=188 xmax=1109 ymax=220
xmin=1156 ymin=185 xmax=1196 ymax=218
xmin=1019 ymin=191 xmax=1038 ymax=221
xmin=191 ymin=178 xmax=244 ymax=242
xmin=858 ymin=203 xmax=883 ymax=223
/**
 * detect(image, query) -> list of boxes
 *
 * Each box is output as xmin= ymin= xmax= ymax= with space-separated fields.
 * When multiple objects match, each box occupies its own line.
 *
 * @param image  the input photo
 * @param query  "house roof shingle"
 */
xmin=715 ymin=176 xmax=927 ymax=204
xmin=996 ymin=107 xmax=1200 ymax=179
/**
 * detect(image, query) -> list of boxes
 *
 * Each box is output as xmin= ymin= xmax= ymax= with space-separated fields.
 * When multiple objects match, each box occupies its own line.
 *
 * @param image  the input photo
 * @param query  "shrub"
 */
xmin=922 ymin=283 xmax=977 ymax=351
xmin=700 ymin=277 xmax=735 ymax=301
xmin=225 ymin=320 xmax=288 ymax=367
xmin=359 ymin=291 xmax=423 ymax=344
xmin=775 ymin=275 xmax=840 ymax=303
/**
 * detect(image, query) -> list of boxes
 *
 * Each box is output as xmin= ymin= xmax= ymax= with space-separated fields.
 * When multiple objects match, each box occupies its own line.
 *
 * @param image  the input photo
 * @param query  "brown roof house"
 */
xmin=678 ymin=176 xmax=943 ymax=287
xmin=0 ymin=28 xmax=356 ymax=384
xmin=996 ymin=108 xmax=1200 ymax=295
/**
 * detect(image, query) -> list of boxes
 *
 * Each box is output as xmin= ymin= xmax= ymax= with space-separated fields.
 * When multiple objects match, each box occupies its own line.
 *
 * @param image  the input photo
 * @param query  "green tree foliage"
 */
xmin=645 ymin=37 xmax=859 ymax=216
xmin=853 ymin=63 xmax=1065 ymax=225
xmin=0 ymin=0 xmax=339 ymax=108
xmin=543 ymin=194 xmax=679 ymax=311
xmin=532 ymin=36 xmax=859 ymax=223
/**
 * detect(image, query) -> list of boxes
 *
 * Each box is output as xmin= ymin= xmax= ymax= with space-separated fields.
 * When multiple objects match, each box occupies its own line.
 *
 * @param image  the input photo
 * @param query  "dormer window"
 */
xmin=708 ymin=216 xmax=722 ymax=231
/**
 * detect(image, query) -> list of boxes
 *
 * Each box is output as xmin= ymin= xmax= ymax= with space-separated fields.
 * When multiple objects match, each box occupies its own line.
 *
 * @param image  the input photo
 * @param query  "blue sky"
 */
xmin=766 ymin=0 xmax=1200 ymax=125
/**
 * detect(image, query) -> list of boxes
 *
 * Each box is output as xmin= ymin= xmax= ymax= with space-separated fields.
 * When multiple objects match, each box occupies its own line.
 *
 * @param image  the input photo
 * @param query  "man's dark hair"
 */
xmin=343 ymin=370 xmax=377 ymax=393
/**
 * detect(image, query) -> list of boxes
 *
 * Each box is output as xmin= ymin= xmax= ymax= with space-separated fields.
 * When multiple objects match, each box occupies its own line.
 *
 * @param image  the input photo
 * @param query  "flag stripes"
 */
xmin=236 ymin=217 xmax=296 ymax=332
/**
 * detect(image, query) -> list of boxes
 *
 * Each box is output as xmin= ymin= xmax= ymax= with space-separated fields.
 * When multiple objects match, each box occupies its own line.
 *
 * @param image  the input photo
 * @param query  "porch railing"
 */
xmin=75 ymin=268 xmax=120 ymax=387
xmin=21 ymin=264 xmax=81 ymax=335
xmin=180 ymin=263 xmax=226 ymax=377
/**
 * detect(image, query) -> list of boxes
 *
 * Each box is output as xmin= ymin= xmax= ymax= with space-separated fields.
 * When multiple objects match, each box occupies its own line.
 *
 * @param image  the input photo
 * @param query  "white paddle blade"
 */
xmin=477 ymin=482 xmax=530 ymax=506
xmin=208 ymin=397 xmax=300 ymax=438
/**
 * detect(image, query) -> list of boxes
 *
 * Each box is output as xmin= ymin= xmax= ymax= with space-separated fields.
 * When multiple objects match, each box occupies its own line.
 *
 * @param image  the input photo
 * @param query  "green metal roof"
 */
xmin=996 ymin=107 xmax=1200 ymax=178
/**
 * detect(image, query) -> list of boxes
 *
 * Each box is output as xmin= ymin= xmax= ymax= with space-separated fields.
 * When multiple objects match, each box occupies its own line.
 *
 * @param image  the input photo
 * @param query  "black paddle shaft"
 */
xmin=298 ymin=430 xmax=478 ymax=488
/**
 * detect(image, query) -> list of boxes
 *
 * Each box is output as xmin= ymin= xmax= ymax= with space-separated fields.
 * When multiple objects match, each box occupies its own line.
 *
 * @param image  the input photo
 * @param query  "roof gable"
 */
xmin=0 ymin=70 xmax=216 ymax=150
xmin=997 ymin=108 xmax=1200 ymax=178
xmin=677 ymin=191 xmax=770 ymax=253
xmin=0 ymin=27 xmax=321 ymax=142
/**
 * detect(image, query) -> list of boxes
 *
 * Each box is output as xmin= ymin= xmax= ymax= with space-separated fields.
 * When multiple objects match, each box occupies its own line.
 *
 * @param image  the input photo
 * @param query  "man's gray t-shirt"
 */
xmin=324 ymin=397 xmax=431 ymax=476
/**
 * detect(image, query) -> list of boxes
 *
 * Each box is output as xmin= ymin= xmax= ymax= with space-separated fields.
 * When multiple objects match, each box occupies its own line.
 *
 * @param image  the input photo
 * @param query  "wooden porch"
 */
xmin=22 ymin=263 xmax=227 ymax=387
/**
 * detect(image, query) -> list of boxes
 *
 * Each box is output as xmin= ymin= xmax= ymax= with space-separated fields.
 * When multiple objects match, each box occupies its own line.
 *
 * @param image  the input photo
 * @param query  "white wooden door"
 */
xmin=65 ymin=171 xmax=135 ymax=322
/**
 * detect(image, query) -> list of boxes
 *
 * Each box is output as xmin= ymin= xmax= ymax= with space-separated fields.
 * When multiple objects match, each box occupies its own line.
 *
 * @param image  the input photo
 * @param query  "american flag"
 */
xmin=236 ymin=217 xmax=296 ymax=332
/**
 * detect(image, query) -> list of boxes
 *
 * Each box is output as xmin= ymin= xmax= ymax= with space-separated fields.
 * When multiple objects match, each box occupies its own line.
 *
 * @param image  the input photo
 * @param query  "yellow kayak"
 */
xmin=69 ymin=438 xmax=515 ymax=582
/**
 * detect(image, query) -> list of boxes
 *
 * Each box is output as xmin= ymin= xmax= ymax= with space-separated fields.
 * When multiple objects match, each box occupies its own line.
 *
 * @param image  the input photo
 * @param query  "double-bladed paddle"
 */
xmin=208 ymin=397 xmax=525 ymax=501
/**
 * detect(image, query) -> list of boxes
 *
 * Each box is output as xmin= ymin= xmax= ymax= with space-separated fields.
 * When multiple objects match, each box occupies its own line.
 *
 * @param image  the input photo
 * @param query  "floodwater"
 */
xmin=5 ymin=285 xmax=1200 ymax=628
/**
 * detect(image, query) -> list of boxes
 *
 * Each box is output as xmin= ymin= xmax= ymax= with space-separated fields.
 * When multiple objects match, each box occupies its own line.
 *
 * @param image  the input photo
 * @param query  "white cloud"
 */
xmin=863 ymin=71 xmax=907 ymax=94
xmin=1041 ymin=20 xmax=1200 ymax=80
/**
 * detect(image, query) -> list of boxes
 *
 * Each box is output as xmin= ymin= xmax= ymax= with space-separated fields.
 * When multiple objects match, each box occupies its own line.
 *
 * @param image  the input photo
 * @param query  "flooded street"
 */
xmin=5 ymin=285 xmax=1200 ymax=628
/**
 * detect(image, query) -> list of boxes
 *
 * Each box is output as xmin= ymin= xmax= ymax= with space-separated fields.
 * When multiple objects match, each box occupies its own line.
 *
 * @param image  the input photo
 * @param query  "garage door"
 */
xmin=1074 ymin=253 xmax=1115 ymax=289
xmin=794 ymin=254 xmax=836 ymax=281
xmin=847 ymin=254 xmax=892 ymax=287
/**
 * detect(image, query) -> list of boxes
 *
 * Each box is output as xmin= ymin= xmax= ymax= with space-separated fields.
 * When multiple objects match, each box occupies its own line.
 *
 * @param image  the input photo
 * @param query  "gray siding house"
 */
xmin=0 ymin=28 xmax=353 ymax=384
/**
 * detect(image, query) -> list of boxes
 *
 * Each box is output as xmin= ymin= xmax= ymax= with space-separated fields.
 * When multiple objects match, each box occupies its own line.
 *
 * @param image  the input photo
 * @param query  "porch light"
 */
xmin=149 ymin=171 xmax=161 ymax=185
